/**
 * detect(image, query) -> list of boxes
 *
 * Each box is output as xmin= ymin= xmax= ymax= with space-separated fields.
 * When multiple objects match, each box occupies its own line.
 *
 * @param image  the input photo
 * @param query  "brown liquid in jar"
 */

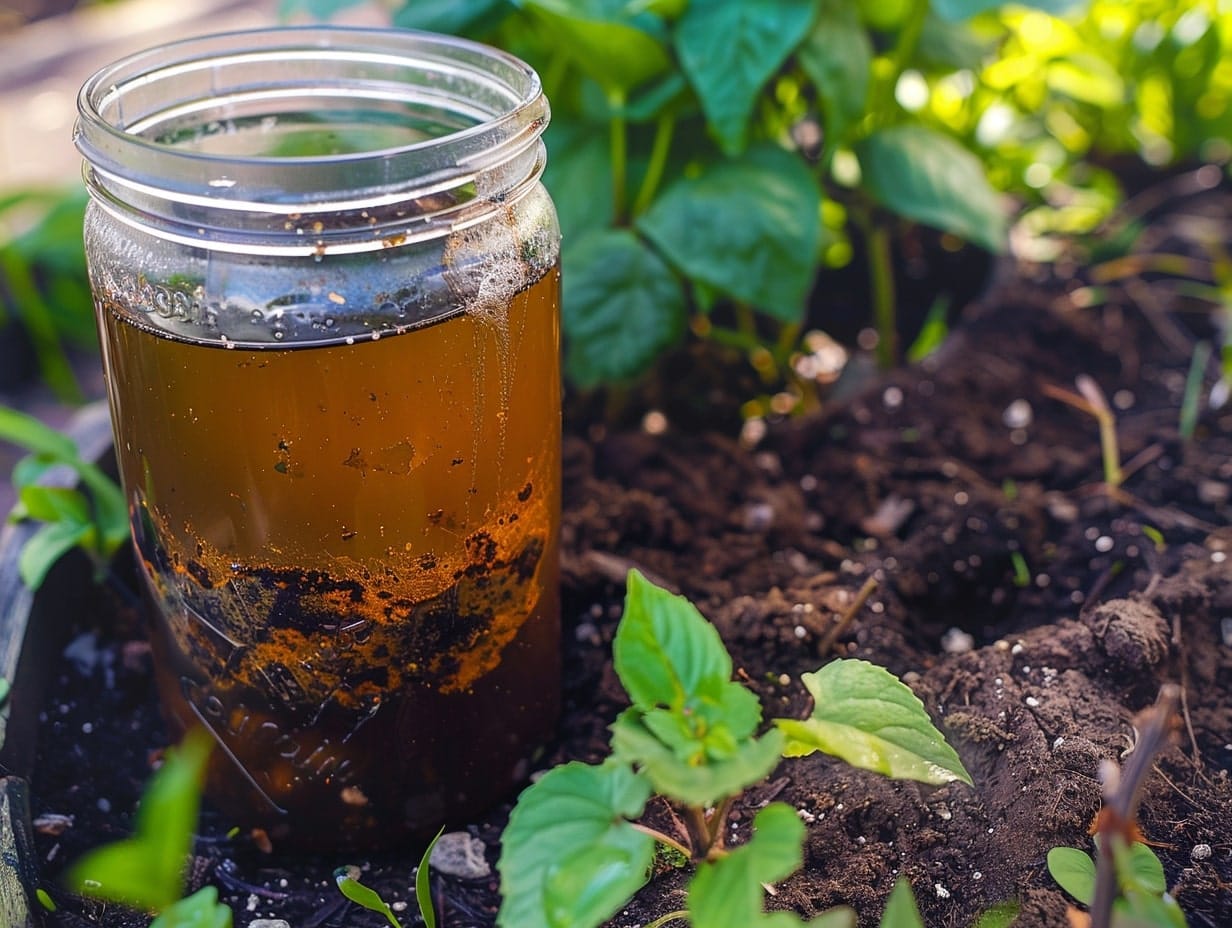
xmin=98 ymin=265 xmax=561 ymax=849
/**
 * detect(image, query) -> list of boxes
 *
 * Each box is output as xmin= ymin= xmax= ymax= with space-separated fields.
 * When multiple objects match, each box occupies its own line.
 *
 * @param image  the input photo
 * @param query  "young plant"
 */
xmin=333 ymin=826 xmax=446 ymax=928
xmin=1046 ymin=685 xmax=1188 ymax=928
xmin=497 ymin=570 xmax=971 ymax=928
xmin=65 ymin=728 xmax=233 ymax=928
xmin=0 ymin=405 xmax=128 ymax=590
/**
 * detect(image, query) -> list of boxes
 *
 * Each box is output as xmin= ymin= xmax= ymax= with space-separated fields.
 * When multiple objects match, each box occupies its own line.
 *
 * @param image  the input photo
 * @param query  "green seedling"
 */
xmin=416 ymin=826 xmax=446 ymax=928
xmin=497 ymin=570 xmax=970 ymax=928
xmin=334 ymin=866 xmax=403 ymax=928
xmin=1041 ymin=376 xmax=1124 ymax=490
xmin=66 ymin=728 xmax=232 ymax=927
xmin=1010 ymin=551 xmax=1031 ymax=588
xmin=0 ymin=405 xmax=128 ymax=590
xmin=1178 ymin=340 xmax=1212 ymax=443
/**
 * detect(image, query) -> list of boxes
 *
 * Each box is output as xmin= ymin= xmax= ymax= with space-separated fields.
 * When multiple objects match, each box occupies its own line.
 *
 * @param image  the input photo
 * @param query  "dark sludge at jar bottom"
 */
xmin=100 ymin=266 xmax=562 ymax=850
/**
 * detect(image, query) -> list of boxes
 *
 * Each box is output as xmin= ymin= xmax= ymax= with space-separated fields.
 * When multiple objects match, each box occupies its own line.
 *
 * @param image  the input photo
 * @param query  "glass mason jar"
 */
xmin=75 ymin=27 xmax=561 ymax=850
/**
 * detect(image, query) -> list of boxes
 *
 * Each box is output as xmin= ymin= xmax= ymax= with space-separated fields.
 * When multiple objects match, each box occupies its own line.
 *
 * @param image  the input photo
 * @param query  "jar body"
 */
xmin=78 ymin=28 xmax=560 ymax=849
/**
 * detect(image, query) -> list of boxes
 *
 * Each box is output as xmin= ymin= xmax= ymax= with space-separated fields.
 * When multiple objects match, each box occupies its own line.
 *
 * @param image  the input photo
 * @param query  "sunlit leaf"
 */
xmin=610 ymin=710 xmax=785 ymax=806
xmin=637 ymin=145 xmax=821 ymax=320
xmin=775 ymin=659 xmax=973 ymax=787
xmin=798 ymin=0 xmax=872 ymax=153
xmin=856 ymin=125 xmax=1007 ymax=254
xmin=524 ymin=0 xmax=669 ymax=93
xmin=148 ymin=887 xmax=232 ymax=928
xmin=675 ymin=0 xmax=817 ymax=154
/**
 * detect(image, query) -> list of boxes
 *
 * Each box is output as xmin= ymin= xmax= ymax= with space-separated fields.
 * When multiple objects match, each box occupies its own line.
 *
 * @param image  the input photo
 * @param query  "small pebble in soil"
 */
xmin=941 ymin=628 xmax=975 ymax=654
xmin=934 ymin=883 xmax=951 ymax=899
xmin=1213 ymin=550 xmax=1228 ymax=565
xmin=1192 ymin=844 xmax=1212 ymax=861
xmin=1002 ymin=399 xmax=1033 ymax=429
xmin=430 ymin=831 xmax=491 ymax=879
xmin=1095 ymin=535 xmax=1115 ymax=553
xmin=1025 ymin=696 xmax=1041 ymax=707
xmin=248 ymin=921 xmax=290 ymax=928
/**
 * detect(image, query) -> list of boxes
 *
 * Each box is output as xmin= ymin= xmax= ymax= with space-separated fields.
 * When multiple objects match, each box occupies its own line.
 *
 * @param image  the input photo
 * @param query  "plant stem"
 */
xmin=0 ymin=248 xmax=82 ymax=403
xmin=704 ymin=796 xmax=733 ymax=855
xmin=632 ymin=114 xmax=676 ymax=218
xmin=1179 ymin=340 xmax=1212 ymax=442
xmin=862 ymin=212 xmax=898 ymax=369
xmin=683 ymin=805 xmax=712 ymax=859
xmin=629 ymin=822 xmax=693 ymax=861
xmin=871 ymin=0 xmax=929 ymax=126
xmin=643 ymin=911 xmax=690 ymax=928
xmin=608 ymin=89 xmax=628 ymax=223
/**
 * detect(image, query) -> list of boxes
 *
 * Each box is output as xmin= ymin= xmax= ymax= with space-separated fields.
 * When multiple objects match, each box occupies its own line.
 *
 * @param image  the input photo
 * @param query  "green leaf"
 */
xmin=67 ymin=729 xmax=213 ymax=911
xmin=417 ymin=827 xmax=445 ymax=928
xmin=149 ymin=887 xmax=233 ymax=928
xmin=10 ymin=454 xmax=57 ymax=491
xmin=916 ymin=14 xmax=991 ymax=72
xmin=1119 ymin=890 xmax=1187 ymax=928
xmin=637 ymin=145 xmax=821 ymax=320
xmin=497 ymin=760 xmax=654 ymax=928
xmin=524 ymin=0 xmax=670 ymax=93
xmin=798 ymin=0 xmax=872 ymax=153
xmin=675 ymin=0 xmax=818 ymax=154
xmin=880 ymin=879 xmax=924 ymax=928
xmin=775 ymin=659 xmax=973 ymax=787
xmin=856 ymin=125 xmax=1007 ymax=254
xmin=972 ymin=900 xmax=1020 ymax=928
xmin=544 ymin=121 xmax=613 ymax=247
xmin=687 ymin=804 xmax=805 ymax=927
xmin=614 ymin=569 xmax=735 ymax=710
xmin=1111 ymin=841 xmax=1166 ymax=898
xmin=391 ymin=0 xmax=509 ymax=36
xmin=610 ymin=710 xmax=786 ymax=806
xmin=17 ymin=485 xmax=91 ymax=525
xmin=335 ymin=867 xmax=403 ymax=928
xmin=930 ymin=0 xmax=1082 ymax=20
xmin=561 ymin=228 xmax=686 ymax=387
xmin=19 ymin=520 xmax=90 ymax=590
xmin=1047 ymin=845 xmax=1095 ymax=906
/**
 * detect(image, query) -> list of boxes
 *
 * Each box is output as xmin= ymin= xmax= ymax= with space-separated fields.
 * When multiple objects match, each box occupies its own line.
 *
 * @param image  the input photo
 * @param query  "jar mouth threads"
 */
xmin=75 ymin=26 xmax=550 ymax=252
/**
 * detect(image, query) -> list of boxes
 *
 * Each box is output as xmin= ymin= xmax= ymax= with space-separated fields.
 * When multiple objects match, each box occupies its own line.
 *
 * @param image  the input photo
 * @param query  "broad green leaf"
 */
xmin=497 ymin=760 xmax=653 ymax=928
xmin=930 ymin=0 xmax=1082 ymax=20
xmin=1047 ymin=846 xmax=1095 ymax=905
xmin=68 ymin=729 xmax=213 ymax=911
xmin=916 ymin=14 xmax=991 ymax=72
xmin=1119 ymin=890 xmax=1187 ymax=928
xmin=798 ymin=0 xmax=872 ymax=153
xmin=675 ymin=0 xmax=817 ymax=154
xmin=149 ymin=887 xmax=233 ymax=928
xmin=335 ymin=867 xmax=403 ymax=928
xmin=636 ymin=145 xmax=821 ymax=320
xmin=19 ymin=520 xmax=90 ymax=590
xmin=561 ymin=228 xmax=685 ymax=387
xmin=610 ymin=710 xmax=785 ymax=806
xmin=1111 ymin=841 xmax=1166 ymax=897
xmin=544 ymin=122 xmax=613 ymax=248
xmin=391 ymin=0 xmax=508 ymax=36
xmin=775 ymin=659 xmax=973 ymax=787
xmin=525 ymin=0 xmax=669 ymax=93
xmin=856 ymin=125 xmax=1007 ymax=254
xmin=10 ymin=454 xmax=56 ymax=491
xmin=417 ymin=827 xmax=445 ymax=928
xmin=972 ymin=900 xmax=1020 ymax=928
xmin=614 ymin=569 xmax=734 ymax=710
xmin=621 ymin=72 xmax=693 ymax=122
xmin=880 ymin=879 xmax=924 ymax=928
xmin=688 ymin=804 xmax=805 ymax=927
xmin=17 ymin=485 xmax=91 ymax=525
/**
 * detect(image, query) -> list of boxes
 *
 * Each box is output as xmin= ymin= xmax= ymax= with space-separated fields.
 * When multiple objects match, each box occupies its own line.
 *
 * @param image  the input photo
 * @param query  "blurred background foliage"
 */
xmin=2 ymin=0 xmax=1231 ymax=410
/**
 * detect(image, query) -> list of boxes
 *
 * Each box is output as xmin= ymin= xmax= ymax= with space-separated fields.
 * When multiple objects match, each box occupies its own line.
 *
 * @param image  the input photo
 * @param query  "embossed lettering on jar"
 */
xmin=76 ymin=27 xmax=562 ymax=849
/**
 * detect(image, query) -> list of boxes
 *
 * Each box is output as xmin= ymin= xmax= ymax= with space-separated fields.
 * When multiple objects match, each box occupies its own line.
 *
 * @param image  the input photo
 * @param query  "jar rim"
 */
xmin=74 ymin=26 xmax=548 ymax=211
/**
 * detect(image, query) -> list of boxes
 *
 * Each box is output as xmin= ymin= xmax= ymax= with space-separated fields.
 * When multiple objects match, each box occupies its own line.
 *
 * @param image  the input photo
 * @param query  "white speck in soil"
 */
xmin=1002 ymin=399 xmax=1033 ymax=429
xmin=941 ymin=628 xmax=975 ymax=654
xmin=1025 ymin=696 xmax=1041 ymax=707
xmin=1220 ymin=618 xmax=1232 ymax=648
xmin=96 ymin=798 xmax=110 ymax=813
xmin=1192 ymin=844 xmax=1212 ymax=861
xmin=1095 ymin=535 xmax=1115 ymax=552
xmin=1213 ymin=551 xmax=1228 ymax=565
xmin=882 ymin=386 xmax=903 ymax=409
xmin=935 ymin=883 xmax=951 ymax=899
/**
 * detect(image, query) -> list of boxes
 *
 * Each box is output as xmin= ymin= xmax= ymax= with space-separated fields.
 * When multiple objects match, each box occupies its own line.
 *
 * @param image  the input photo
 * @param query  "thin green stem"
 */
xmin=871 ymin=0 xmax=929 ymax=125
xmin=860 ymin=211 xmax=898 ymax=369
xmin=644 ymin=911 xmax=690 ymax=928
xmin=0 ymin=248 xmax=82 ymax=402
xmin=608 ymin=89 xmax=628 ymax=223
xmin=632 ymin=114 xmax=677 ymax=217
xmin=629 ymin=822 xmax=693 ymax=861
xmin=1096 ymin=409 xmax=1124 ymax=488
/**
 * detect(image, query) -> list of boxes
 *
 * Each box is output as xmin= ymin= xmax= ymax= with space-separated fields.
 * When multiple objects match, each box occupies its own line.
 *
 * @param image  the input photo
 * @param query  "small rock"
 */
xmin=1198 ymin=480 xmax=1229 ymax=506
xmin=941 ymin=627 xmax=975 ymax=654
xmin=430 ymin=831 xmax=491 ymax=879
xmin=1191 ymin=843 xmax=1212 ymax=861
xmin=248 ymin=921 xmax=291 ymax=928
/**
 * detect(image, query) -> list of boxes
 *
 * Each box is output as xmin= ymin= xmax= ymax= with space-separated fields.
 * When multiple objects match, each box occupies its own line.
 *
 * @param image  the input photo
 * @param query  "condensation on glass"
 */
xmin=75 ymin=27 xmax=561 ymax=850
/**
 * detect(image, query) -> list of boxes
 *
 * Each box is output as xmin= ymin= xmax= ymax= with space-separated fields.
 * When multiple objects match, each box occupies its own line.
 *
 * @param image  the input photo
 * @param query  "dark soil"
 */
xmin=21 ymin=182 xmax=1232 ymax=928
